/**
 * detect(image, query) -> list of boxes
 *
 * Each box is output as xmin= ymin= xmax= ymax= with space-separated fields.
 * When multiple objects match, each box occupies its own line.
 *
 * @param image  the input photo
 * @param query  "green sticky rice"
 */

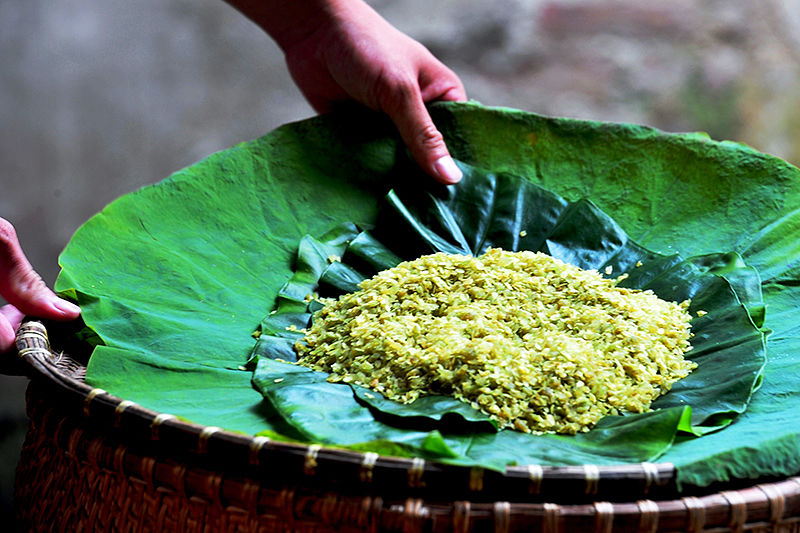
xmin=296 ymin=249 xmax=696 ymax=434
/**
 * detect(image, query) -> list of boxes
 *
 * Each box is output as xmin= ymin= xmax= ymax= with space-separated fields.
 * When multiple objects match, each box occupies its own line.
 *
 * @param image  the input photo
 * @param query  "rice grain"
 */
xmin=295 ymin=249 xmax=696 ymax=434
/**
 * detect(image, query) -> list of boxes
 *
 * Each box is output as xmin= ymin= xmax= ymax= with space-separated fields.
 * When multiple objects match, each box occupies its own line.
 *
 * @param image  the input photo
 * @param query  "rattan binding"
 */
xmin=13 ymin=321 xmax=800 ymax=532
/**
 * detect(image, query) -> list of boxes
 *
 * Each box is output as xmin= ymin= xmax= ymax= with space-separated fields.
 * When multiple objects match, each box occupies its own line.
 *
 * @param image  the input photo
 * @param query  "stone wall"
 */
xmin=2 ymin=0 xmax=800 ymax=523
xmin=377 ymin=0 xmax=800 ymax=161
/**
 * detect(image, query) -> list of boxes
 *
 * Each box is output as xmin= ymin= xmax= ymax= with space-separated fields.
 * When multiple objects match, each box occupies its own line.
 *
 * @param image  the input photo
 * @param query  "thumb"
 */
xmin=0 ymin=218 xmax=80 ymax=320
xmin=383 ymin=91 xmax=462 ymax=185
xmin=0 ymin=304 xmax=24 ymax=353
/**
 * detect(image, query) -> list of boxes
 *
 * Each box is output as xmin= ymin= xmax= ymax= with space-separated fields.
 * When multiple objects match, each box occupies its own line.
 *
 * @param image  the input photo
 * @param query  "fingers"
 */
xmin=438 ymin=86 xmax=468 ymax=103
xmin=379 ymin=81 xmax=463 ymax=185
xmin=418 ymin=60 xmax=467 ymax=104
xmin=0 ymin=304 xmax=24 ymax=353
xmin=377 ymin=45 xmax=467 ymax=185
xmin=0 ymin=218 xmax=80 ymax=321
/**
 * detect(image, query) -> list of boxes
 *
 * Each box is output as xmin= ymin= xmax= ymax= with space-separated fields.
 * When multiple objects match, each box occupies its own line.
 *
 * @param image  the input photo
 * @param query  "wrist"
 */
xmin=226 ymin=0 xmax=354 ymax=52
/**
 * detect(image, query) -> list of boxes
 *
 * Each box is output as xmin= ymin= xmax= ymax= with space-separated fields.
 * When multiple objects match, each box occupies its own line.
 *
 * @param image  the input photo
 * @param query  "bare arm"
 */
xmin=226 ymin=0 xmax=466 ymax=184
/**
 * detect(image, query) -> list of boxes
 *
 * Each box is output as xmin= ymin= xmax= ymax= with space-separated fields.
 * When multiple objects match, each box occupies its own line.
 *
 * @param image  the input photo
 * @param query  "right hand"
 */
xmin=226 ymin=0 xmax=467 ymax=184
xmin=280 ymin=0 xmax=466 ymax=184
xmin=1 ymin=217 xmax=81 ymax=353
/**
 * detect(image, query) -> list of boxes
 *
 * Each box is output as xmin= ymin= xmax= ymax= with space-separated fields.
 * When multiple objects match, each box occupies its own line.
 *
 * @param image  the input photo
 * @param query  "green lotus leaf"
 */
xmin=249 ymin=160 xmax=765 ymax=464
xmin=56 ymin=102 xmax=800 ymax=490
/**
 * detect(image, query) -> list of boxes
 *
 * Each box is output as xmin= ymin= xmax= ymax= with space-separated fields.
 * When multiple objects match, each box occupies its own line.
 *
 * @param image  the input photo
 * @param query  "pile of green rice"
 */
xmin=295 ymin=248 xmax=696 ymax=434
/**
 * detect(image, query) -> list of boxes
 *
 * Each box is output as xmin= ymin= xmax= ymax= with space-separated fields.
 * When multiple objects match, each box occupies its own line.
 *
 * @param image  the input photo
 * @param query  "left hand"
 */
xmin=1 ymin=217 xmax=81 ymax=353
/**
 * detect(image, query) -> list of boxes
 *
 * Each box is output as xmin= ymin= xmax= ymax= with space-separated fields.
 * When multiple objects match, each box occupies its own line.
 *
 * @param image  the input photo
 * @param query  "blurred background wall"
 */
xmin=2 ymin=0 xmax=800 ymax=523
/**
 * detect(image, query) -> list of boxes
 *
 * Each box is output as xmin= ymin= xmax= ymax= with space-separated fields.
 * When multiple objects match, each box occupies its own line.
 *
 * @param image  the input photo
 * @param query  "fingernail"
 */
xmin=51 ymin=298 xmax=81 ymax=316
xmin=442 ymin=88 xmax=468 ymax=103
xmin=434 ymin=156 xmax=463 ymax=184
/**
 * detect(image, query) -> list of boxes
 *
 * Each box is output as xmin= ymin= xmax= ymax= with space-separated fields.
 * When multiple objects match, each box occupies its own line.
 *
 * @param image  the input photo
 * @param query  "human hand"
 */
xmin=229 ymin=0 xmax=467 ymax=184
xmin=1 ymin=218 xmax=80 ymax=353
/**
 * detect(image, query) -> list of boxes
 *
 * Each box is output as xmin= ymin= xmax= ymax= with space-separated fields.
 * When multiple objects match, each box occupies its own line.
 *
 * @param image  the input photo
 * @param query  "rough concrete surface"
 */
xmin=2 ymin=0 xmax=800 ymax=524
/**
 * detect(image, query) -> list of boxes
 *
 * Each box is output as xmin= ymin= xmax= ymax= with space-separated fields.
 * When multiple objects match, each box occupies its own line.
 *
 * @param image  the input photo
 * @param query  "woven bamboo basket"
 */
xmin=12 ymin=319 xmax=800 ymax=532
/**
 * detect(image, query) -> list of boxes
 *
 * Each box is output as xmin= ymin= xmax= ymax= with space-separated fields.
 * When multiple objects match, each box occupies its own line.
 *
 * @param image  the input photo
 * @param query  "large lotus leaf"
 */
xmin=249 ymin=161 xmax=765 ymax=465
xmin=56 ymin=102 xmax=800 ymax=490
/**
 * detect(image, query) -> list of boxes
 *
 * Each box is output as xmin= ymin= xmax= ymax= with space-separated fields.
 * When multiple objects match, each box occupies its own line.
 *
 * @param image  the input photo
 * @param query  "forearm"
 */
xmin=225 ymin=0 xmax=355 ymax=51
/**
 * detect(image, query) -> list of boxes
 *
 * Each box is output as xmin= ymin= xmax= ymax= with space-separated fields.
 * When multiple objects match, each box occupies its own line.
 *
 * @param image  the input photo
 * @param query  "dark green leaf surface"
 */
xmin=250 ymin=162 xmax=765 ymax=463
xmin=250 ymin=344 xmax=691 ymax=469
xmin=56 ymin=102 xmax=800 ymax=490
xmin=351 ymin=387 xmax=498 ymax=429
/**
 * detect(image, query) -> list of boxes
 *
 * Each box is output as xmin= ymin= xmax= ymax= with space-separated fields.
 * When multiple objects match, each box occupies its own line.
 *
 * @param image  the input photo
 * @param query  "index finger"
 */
xmin=382 ymin=88 xmax=462 ymax=185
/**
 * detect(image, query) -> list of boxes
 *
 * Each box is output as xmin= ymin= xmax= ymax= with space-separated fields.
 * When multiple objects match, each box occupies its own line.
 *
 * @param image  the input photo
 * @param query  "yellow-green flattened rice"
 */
xmin=295 ymin=249 xmax=696 ymax=434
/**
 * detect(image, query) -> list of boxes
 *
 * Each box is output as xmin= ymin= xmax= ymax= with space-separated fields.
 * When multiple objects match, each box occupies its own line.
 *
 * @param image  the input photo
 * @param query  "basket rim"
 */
xmin=17 ymin=387 xmax=800 ymax=533
xmin=12 ymin=319 xmax=785 ymax=506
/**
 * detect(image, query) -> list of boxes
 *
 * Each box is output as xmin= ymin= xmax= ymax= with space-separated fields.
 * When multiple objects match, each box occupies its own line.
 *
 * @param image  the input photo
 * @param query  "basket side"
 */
xmin=14 ymin=321 xmax=800 ymax=532
xmin=16 ymin=378 xmax=800 ymax=533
